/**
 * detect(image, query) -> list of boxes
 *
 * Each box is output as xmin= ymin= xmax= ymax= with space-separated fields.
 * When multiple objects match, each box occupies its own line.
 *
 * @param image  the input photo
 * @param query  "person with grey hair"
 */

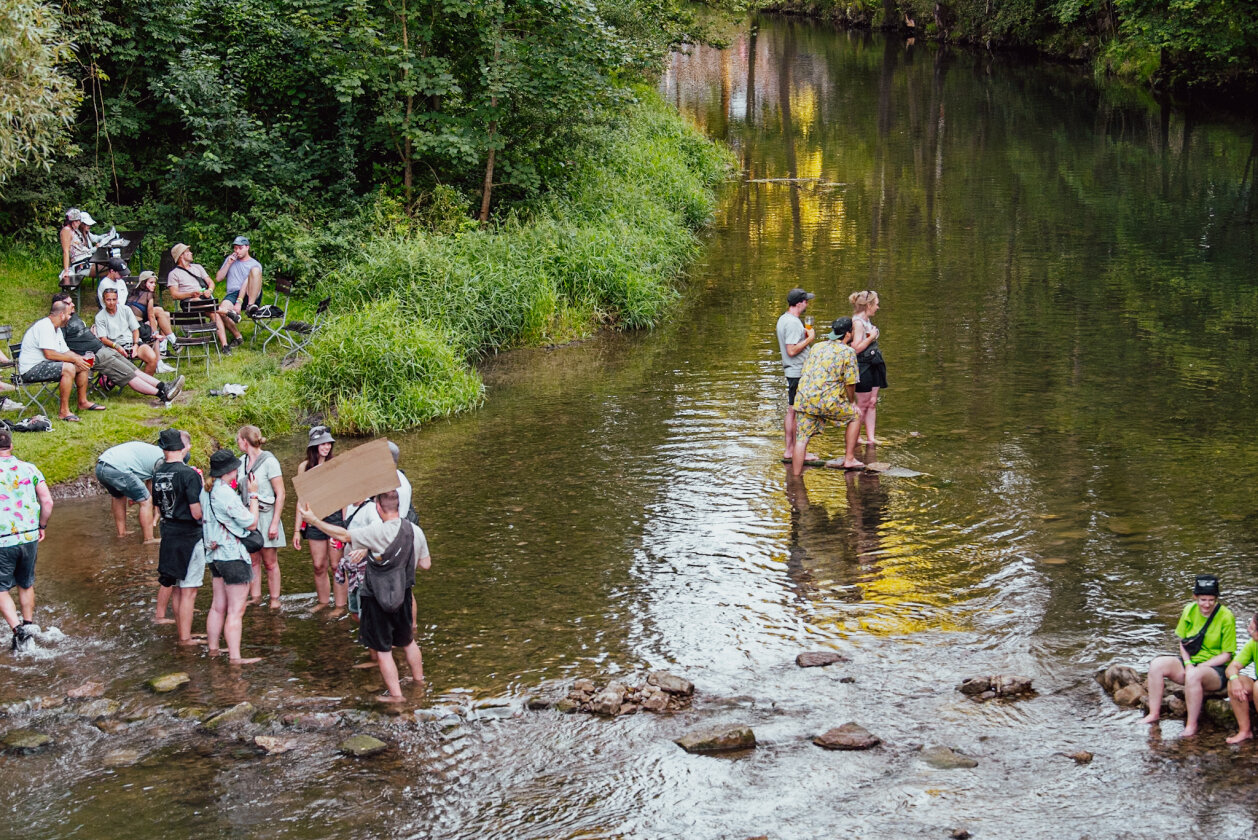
xmin=386 ymin=440 xmax=417 ymax=525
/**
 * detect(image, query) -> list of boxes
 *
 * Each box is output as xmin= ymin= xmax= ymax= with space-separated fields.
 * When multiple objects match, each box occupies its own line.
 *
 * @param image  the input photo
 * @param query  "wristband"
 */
xmin=1230 ymin=674 xmax=1239 ymax=681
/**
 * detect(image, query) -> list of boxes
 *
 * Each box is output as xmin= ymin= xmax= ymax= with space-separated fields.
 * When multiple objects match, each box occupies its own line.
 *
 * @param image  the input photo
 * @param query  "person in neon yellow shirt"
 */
xmin=1141 ymin=574 xmax=1236 ymax=738
xmin=1225 ymin=612 xmax=1258 ymax=744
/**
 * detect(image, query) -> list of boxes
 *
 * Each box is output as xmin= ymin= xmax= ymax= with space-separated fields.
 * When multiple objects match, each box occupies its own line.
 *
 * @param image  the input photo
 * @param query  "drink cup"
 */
xmin=804 ymin=315 xmax=814 ymax=331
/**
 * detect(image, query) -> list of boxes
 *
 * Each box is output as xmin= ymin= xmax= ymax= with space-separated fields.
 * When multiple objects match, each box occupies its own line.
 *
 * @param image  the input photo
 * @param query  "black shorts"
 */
xmin=786 ymin=377 xmax=800 ymax=406
xmin=0 ymin=541 xmax=38 ymax=590
xmin=302 ymin=510 xmax=343 ymax=542
xmin=158 ymin=524 xmax=201 ymax=586
xmin=856 ymin=362 xmax=887 ymax=393
xmin=210 ymin=559 xmax=252 ymax=585
xmin=358 ymin=591 xmax=414 ymax=652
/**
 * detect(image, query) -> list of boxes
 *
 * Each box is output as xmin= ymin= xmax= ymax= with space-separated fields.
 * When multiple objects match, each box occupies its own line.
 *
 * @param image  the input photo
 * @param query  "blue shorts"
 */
xmin=95 ymin=461 xmax=150 ymax=502
xmin=0 ymin=541 xmax=38 ymax=590
xmin=224 ymin=290 xmax=240 ymax=304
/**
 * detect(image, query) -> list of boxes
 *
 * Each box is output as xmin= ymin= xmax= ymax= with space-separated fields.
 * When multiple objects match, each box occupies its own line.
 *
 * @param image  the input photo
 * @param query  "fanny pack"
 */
xmin=1181 ymin=605 xmax=1220 ymax=657
xmin=208 ymin=491 xmax=265 ymax=554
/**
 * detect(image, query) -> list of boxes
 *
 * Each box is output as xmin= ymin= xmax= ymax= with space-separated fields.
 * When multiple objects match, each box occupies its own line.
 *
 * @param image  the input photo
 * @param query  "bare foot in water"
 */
xmin=841 ymin=459 xmax=865 ymax=470
xmin=376 ymin=693 xmax=405 ymax=703
xmin=176 ymin=637 xmax=205 ymax=646
xmin=1181 ymin=725 xmax=1199 ymax=738
xmin=353 ymin=660 xmax=378 ymax=670
xmin=153 ymin=617 xmax=176 ymax=625
xmin=229 ymin=657 xmax=262 ymax=665
xmin=1226 ymin=731 xmax=1253 ymax=744
xmin=1140 ymin=712 xmax=1161 ymax=724
xmin=144 ymin=537 xmax=161 ymax=545
xmin=268 ymin=598 xmax=283 ymax=610
xmin=861 ymin=438 xmax=880 ymax=446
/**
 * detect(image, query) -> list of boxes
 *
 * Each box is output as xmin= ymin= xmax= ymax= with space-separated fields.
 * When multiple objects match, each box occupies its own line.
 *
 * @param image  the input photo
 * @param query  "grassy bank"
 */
xmin=0 ymin=89 xmax=730 ymax=482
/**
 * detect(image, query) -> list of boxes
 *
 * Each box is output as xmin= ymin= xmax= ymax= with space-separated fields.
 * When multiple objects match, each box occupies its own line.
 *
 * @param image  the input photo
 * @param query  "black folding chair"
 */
xmin=249 ymin=277 xmax=294 ymax=350
xmin=4 ymin=333 xmax=60 ymax=419
xmin=169 ymin=311 xmax=218 ymax=376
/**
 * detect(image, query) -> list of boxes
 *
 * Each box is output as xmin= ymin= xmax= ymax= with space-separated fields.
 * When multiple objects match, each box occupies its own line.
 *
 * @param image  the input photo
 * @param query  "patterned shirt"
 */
xmin=0 ymin=456 xmax=46 ymax=548
xmin=795 ymin=340 xmax=858 ymax=419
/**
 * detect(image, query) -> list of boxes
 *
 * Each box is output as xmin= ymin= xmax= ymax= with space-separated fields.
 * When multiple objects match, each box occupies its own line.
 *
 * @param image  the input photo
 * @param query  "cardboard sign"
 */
xmin=292 ymin=437 xmax=399 ymax=520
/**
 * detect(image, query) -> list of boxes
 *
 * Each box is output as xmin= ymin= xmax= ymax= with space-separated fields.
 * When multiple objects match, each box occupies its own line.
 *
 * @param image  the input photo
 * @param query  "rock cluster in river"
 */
xmin=1095 ymin=664 xmax=1233 ymax=725
xmin=538 ymin=671 xmax=695 ymax=717
xmin=957 ymin=674 xmax=1034 ymax=702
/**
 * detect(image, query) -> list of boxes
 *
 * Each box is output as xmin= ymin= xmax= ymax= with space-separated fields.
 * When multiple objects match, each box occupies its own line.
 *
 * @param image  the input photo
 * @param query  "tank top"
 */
xmin=853 ymin=313 xmax=880 ymax=359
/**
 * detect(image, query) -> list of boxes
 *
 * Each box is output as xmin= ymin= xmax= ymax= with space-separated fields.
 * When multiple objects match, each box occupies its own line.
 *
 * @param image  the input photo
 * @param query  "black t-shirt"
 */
xmin=152 ymin=461 xmax=202 ymax=529
xmin=62 ymin=314 xmax=103 ymax=355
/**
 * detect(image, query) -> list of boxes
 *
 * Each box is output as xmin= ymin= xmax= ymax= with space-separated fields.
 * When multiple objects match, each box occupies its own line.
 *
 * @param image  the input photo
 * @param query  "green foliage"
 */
xmin=0 ymin=0 xmax=80 ymax=183
xmin=291 ymin=299 xmax=485 ymax=434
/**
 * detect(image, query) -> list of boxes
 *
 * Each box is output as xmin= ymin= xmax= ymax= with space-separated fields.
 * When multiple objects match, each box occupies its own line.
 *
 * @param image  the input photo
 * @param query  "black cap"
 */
xmin=1194 ymin=574 xmax=1220 ymax=596
xmin=208 ymin=449 xmax=241 ymax=477
xmin=158 ymin=428 xmax=186 ymax=451
xmin=787 ymin=288 xmax=815 ymax=306
xmin=106 ymin=257 xmax=128 ymax=274
xmin=828 ymin=317 xmax=853 ymax=339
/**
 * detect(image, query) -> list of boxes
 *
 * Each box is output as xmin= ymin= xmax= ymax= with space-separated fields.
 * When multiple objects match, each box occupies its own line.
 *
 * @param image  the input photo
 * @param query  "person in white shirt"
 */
xmin=18 ymin=299 xmax=93 ymax=422
xmin=96 ymin=258 xmax=130 ymax=309
xmin=94 ymin=288 xmax=158 ymax=375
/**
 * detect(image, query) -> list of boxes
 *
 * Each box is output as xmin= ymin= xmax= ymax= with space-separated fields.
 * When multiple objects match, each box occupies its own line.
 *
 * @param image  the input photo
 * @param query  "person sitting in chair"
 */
xmin=95 ymin=288 xmax=160 ymax=376
xmin=18 ymin=298 xmax=94 ymax=422
xmin=167 ymin=244 xmax=230 ymax=354
xmin=215 ymin=236 xmax=262 ymax=346
xmin=52 ymin=294 xmax=183 ymax=405
xmin=58 ymin=209 xmax=97 ymax=287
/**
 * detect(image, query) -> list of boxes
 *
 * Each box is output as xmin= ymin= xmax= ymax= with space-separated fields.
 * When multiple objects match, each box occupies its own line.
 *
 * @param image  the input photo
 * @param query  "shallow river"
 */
xmin=5 ymin=17 xmax=1258 ymax=840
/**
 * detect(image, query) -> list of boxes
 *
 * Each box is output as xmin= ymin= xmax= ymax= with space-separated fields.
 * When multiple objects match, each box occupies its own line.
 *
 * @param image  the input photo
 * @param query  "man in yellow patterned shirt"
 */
xmin=792 ymin=317 xmax=863 ymax=476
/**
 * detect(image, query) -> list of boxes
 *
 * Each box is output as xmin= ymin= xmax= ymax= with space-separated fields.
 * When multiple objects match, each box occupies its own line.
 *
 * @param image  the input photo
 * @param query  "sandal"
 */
xmin=81 ymin=403 xmax=107 ymax=411
xmin=59 ymin=413 xmax=81 ymax=422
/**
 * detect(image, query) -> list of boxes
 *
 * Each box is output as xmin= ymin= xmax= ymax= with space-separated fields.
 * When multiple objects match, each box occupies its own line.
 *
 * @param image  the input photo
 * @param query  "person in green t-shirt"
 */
xmin=1141 ymin=574 xmax=1236 ymax=738
xmin=1225 ymin=612 xmax=1258 ymax=744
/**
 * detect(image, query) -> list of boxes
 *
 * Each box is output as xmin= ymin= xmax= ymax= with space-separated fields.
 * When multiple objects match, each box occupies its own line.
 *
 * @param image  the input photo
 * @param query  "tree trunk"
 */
xmin=478 ymin=129 xmax=496 ymax=224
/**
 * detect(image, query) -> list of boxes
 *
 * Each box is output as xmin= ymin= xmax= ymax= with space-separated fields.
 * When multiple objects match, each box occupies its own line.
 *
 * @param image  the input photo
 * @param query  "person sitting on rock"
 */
xmin=298 ymin=491 xmax=431 ymax=703
xmin=1225 ymin=612 xmax=1258 ymax=744
xmin=1141 ymin=574 xmax=1236 ymax=737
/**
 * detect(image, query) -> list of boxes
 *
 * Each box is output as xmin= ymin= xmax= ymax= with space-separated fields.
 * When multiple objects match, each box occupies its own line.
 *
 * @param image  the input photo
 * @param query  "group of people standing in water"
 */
xmin=776 ymin=287 xmax=887 ymax=475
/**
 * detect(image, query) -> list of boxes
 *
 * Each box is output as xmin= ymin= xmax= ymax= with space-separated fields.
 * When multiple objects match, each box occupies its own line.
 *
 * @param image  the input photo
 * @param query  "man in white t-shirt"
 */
xmin=96 ymin=258 xmax=130 ymax=309
xmin=18 ymin=299 xmax=93 ymax=422
xmin=775 ymin=288 xmax=817 ymax=462
xmin=298 ymin=490 xmax=431 ymax=702
xmin=95 ymin=288 xmax=158 ymax=375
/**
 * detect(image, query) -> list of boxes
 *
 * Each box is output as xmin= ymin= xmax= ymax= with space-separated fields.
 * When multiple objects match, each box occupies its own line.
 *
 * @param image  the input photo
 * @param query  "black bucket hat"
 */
xmin=208 ymin=449 xmax=242 ymax=477
xmin=158 ymin=428 xmax=186 ymax=451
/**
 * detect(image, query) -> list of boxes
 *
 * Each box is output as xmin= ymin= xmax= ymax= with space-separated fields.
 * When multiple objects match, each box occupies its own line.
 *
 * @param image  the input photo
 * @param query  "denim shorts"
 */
xmin=95 ymin=461 xmax=149 ymax=502
xmin=210 ymin=559 xmax=252 ymax=586
xmin=0 ymin=541 xmax=37 ymax=589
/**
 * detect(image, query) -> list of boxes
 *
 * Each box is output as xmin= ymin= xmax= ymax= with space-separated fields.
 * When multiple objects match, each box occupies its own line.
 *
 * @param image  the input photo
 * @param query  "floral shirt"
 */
xmin=0 ymin=456 xmax=46 ymax=548
xmin=795 ymin=340 xmax=859 ymax=419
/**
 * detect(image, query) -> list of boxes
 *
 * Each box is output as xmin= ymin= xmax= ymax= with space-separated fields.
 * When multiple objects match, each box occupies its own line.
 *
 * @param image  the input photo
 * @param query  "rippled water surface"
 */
xmin=4 ymin=18 xmax=1258 ymax=839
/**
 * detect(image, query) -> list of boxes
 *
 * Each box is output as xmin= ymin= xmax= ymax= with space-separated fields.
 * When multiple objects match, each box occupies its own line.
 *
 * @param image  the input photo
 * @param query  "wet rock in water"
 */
xmin=642 ymin=692 xmax=670 ymax=713
xmin=101 ymin=748 xmax=141 ymax=768
xmin=1165 ymin=696 xmax=1188 ymax=718
xmin=339 ymin=734 xmax=388 ymax=757
xmin=648 ymin=672 xmax=694 ymax=697
xmin=958 ymin=675 xmax=1033 ymax=701
xmin=553 ymin=698 xmax=580 ymax=714
xmin=674 ymin=724 xmax=756 ymax=754
xmin=571 ymin=679 xmax=597 ymax=694
xmin=200 ymin=702 xmax=256 ymax=732
xmin=921 ymin=746 xmax=978 ymax=769
xmin=254 ymin=736 xmax=299 ymax=755
xmin=33 ymin=695 xmax=66 ymax=710
xmin=66 ymin=681 xmax=106 ymax=700
xmin=76 ymin=698 xmax=121 ymax=720
xmin=147 ymin=672 xmax=190 ymax=693
xmin=1205 ymin=698 xmax=1236 ymax=728
xmin=176 ymin=705 xmax=210 ymax=721
xmin=813 ymin=722 xmax=880 ymax=751
xmin=796 ymin=652 xmax=848 ymax=669
xmin=95 ymin=719 xmax=127 ymax=734
xmin=284 ymin=712 xmax=340 ymax=730
xmin=1096 ymin=665 xmax=1143 ymax=694
xmin=950 ymin=829 xmax=972 ymax=839
xmin=839 ymin=676 xmax=856 ymax=684
xmin=3 ymin=729 xmax=51 ymax=753
xmin=1067 ymin=751 xmax=1093 ymax=765
xmin=1112 ymin=683 xmax=1147 ymax=707
xmin=590 ymin=683 xmax=627 ymax=716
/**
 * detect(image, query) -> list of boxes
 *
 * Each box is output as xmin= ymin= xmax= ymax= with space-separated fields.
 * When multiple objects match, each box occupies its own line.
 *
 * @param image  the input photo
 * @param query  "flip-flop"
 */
xmin=843 ymin=463 xmax=865 ymax=471
xmin=81 ymin=403 xmax=107 ymax=411
xmin=59 ymin=413 xmax=81 ymax=422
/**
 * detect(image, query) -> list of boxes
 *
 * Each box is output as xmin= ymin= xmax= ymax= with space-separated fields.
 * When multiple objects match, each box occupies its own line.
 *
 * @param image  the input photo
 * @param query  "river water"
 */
xmin=4 ymin=17 xmax=1258 ymax=840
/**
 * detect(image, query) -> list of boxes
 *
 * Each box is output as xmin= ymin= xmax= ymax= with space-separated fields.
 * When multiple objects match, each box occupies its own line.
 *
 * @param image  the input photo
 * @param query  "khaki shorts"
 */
xmin=797 ymin=407 xmax=857 ymax=441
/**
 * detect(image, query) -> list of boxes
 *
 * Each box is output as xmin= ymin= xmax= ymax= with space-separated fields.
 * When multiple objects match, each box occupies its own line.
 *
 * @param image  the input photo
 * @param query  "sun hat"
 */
xmin=208 ymin=448 xmax=242 ymax=477
xmin=170 ymin=243 xmax=191 ymax=263
xmin=307 ymin=426 xmax=335 ymax=447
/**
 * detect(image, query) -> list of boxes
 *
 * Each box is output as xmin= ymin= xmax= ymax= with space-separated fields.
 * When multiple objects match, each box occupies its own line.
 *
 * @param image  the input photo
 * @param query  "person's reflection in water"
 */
xmin=782 ymin=472 xmax=885 ymax=604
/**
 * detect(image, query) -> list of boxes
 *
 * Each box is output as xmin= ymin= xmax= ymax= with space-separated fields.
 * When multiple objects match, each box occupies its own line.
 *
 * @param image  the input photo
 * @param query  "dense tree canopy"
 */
xmin=0 ymin=0 xmax=80 ymax=182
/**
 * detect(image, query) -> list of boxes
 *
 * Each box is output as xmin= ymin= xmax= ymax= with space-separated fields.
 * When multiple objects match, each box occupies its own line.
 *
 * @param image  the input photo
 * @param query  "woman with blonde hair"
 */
xmin=849 ymin=290 xmax=888 ymax=446
xmin=235 ymin=425 xmax=285 ymax=607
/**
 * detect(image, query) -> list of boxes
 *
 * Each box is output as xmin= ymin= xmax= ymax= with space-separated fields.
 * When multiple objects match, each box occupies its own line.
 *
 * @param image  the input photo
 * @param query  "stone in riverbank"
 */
xmin=958 ymin=675 xmax=1033 ymax=701
xmin=921 ymin=746 xmax=978 ymax=769
xmin=147 ymin=672 xmax=190 ymax=693
xmin=254 ymin=736 xmax=299 ymax=755
xmin=200 ymin=702 xmax=256 ymax=732
xmin=674 ymin=725 xmax=756 ymax=754
xmin=558 ymin=673 xmax=694 ymax=716
xmin=76 ymin=698 xmax=121 ymax=720
xmin=796 ymin=652 xmax=848 ymax=668
xmin=67 ymin=681 xmax=106 ymax=699
xmin=339 ymin=735 xmax=388 ymax=757
xmin=3 ymin=729 xmax=51 ymax=753
xmin=813 ymin=723 xmax=880 ymax=750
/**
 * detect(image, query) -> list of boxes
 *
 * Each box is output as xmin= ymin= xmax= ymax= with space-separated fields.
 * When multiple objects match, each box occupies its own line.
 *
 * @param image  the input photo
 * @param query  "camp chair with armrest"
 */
xmin=169 ymin=310 xmax=218 ymax=376
xmin=249 ymin=277 xmax=294 ymax=350
xmin=4 ymin=333 xmax=59 ymax=420
xmin=280 ymin=297 xmax=330 ymax=365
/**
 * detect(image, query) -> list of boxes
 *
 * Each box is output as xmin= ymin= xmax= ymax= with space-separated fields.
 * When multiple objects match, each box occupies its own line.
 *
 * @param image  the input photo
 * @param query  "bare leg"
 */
xmin=401 ymin=641 xmax=425 ymax=684
xmin=857 ymin=387 xmax=880 ymax=444
xmin=74 ymin=367 xmax=91 ymax=410
xmin=842 ymin=417 xmax=863 ymax=468
xmin=0 ymin=591 xmax=19 ymax=630
xmin=248 ymin=553 xmax=263 ymax=603
xmin=1142 ymin=656 xmax=1183 ymax=723
xmin=58 ymin=363 xmax=74 ymax=417
xmin=245 ymin=273 xmax=263 ymax=310
xmin=206 ymin=577 xmax=227 ymax=654
xmin=155 ymin=584 xmax=175 ymax=623
xmin=111 ymin=496 xmax=128 ymax=537
xmin=1182 ymin=664 xmax=1222 ymax=737
xmin=783 ymin=405 xmax=797 ymax=459
xmin=1227 ymin=675 xmax=1255 ymax=743
xmin=225 ymin=583 xmax=258 ymax=663
xmin=310 ymin=540 xmax=331 ymax=606
xmin=136 ymin=344 xmax=158 ymax=375
xmin=139 ymin=499 xmax=156 ymax=543
xmin=376 ymin=649 xmax=404 ymax=701
xmin=791 ymin=432 xmax=810 ymax=477
xmin=217 ymin=301 xmax=242 ymax=339
xmin=263 ymin=548 xmax=281 ymax=608
xmin=127 ymin=377 xmax=159 ymax=396
xmin=174 ymin=587 xmax=199 ymax=643
xmin=17 ymin=586 xmax=34 ymax=623
xmin=211 ymin=312 xmax=229 ymax=348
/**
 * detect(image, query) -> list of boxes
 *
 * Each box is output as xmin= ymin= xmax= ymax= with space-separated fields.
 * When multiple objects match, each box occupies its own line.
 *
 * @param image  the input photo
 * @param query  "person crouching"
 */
xmin=792 ymin=317 xmax=863 ymax=476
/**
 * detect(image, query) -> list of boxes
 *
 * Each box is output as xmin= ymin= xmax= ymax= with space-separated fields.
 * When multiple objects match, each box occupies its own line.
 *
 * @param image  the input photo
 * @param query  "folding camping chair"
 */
xmin=169 ymin=309 xmax=219 ymax=376
xmin=249 ymin=277 xmax=294 ymax=350
xmin=279 ymin=297 xmax=329 ymax=365
xmin=3 ymin=330 xmax=60 ymax=419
